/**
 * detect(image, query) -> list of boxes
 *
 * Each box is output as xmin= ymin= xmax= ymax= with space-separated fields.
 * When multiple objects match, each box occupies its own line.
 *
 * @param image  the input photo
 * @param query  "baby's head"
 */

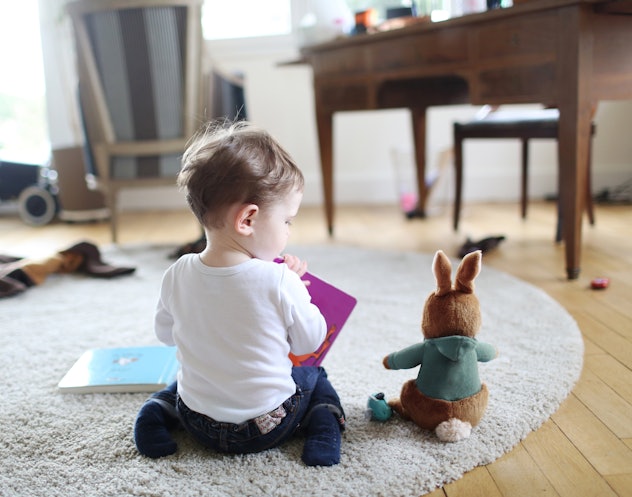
xmin=178 ymin=120 xmax=304 ymax=229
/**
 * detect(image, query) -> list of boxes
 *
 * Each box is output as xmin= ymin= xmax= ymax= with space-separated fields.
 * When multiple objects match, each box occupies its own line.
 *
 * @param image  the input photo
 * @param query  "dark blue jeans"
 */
xmin=176 ymin=366 xmax=344 ymax=454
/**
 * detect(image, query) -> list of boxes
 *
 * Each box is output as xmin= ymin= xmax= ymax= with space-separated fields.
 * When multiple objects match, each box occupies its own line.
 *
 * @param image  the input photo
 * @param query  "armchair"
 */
xmin=66 ymin=0 xmax=204 ymax=242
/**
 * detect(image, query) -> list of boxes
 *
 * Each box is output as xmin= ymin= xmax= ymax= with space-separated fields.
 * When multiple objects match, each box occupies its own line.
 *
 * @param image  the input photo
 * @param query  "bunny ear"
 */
xmin=454 ymin=250 xmax=482 ymax=294
xmin=433 ymin=250 xmax=453 ymax=296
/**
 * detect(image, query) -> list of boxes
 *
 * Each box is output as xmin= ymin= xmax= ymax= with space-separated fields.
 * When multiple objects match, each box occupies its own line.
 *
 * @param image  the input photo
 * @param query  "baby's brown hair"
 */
xmin=178 ymin=120 xmax=304 ymax=229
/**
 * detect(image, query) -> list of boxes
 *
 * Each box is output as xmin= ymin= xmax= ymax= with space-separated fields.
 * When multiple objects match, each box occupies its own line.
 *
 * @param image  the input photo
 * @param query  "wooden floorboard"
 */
xmin=487 ymin=444 xmax=559 ymax=497
xmin=522 ymin=420 xmax=619 ymax=497
xmin=552 ymin=394 xmax=632 ymax=475
xmin=1 ymin=200 xmax=630 ymax=497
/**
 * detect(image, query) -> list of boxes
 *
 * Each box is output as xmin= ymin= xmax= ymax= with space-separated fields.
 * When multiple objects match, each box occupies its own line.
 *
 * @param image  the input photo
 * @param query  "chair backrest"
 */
xmin=67 ymin=0 xmax=203 ymax=184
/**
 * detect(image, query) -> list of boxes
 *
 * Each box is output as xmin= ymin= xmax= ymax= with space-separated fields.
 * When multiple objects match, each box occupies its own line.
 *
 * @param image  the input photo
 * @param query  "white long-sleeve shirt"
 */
xmin=155 ymin=254 xmax=326 ymax=424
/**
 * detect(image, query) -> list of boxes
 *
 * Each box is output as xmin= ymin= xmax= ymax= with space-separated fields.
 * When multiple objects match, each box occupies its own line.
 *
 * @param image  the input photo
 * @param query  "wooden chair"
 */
xmin=453 ymin=108 xmax=595 ymax=241
xmin=66 ymin=0 xmax=204 ymax=242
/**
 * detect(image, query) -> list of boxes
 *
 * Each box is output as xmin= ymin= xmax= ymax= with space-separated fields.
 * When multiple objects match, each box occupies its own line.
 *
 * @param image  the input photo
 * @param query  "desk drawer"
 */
xmin=477 ymin=62 xmax=556 ymax=103
xmin=372 ymin=29 xmax=469 ymax=71
xmin=312 ymin=47 xmax=369 ymax=75
xmin=316 ymin=83 xmax=371 ymax=111
xmin=476 ymin=11 xmax=557 ymax=61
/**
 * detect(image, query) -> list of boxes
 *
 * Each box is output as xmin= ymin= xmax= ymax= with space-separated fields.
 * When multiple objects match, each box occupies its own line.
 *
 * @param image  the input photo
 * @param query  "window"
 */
xmin=202 ymin=0 xmax=292 ymax=40
xmin=0 ymin=0 xmax=49 ymax=163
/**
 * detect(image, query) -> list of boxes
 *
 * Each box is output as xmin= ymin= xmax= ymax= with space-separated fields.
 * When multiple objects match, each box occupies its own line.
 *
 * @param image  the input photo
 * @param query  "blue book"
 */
xmin=58 ymin=346 xmax=178 ymax=394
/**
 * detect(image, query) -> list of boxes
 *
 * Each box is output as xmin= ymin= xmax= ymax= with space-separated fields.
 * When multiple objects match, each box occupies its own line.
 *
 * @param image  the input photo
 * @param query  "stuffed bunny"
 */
xmin=383 ymin=250 xmax=497 ymax=442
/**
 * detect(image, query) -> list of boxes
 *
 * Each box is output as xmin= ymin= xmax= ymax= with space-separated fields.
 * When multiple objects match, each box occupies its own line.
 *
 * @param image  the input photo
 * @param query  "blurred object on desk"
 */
xmin=296 ymin=0 xmax=353 ymax=46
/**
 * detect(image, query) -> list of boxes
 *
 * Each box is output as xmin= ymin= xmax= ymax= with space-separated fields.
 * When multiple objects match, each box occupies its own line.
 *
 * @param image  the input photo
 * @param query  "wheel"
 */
xmin=17 ymin=185 xmax=57 ymax=226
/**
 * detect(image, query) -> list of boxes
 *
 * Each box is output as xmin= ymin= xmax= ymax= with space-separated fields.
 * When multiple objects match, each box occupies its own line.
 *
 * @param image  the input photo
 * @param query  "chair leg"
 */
xmin=453 ymin=129 xmax=463 ymax=231
xmin=555 ymin=200 xmax=563 ymax=243
xmin=521 ymin=138 xmax=528 ymax=219
xmin=585 ymin=182 xmax=595 ymax=226
xmin=585 ymin=134 xmax=595 ymax=226
xmin=109 ymin=189 xmax=118 ymax=244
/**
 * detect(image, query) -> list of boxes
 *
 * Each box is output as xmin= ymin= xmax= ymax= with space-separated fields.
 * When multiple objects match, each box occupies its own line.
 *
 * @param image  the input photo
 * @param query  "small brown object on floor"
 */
xmin=60 ymin=241 xmax=136 ymax=278
xmin=169 ymin=235 xmax=206 ymax=259
xmin=0 ymin=241 xmax=135 ymax=299
xmin=458 ymin=235 xmax=506 ymax=258
xmin=0 ymin=276 xmax=27 ymax=298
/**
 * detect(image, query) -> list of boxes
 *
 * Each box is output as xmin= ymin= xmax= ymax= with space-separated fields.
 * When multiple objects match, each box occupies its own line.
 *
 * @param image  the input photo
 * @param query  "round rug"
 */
xmin=0 ymin=244 xmax=583 ymax=497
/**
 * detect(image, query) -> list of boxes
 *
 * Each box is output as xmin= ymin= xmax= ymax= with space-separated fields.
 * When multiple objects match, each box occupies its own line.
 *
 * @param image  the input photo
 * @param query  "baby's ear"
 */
xmin=235 ymin=204 xmax=258 ymax=235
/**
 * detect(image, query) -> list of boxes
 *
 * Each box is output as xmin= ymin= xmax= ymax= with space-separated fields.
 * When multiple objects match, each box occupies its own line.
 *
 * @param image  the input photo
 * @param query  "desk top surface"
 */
xmin=300 ymin=0 xmax=619 ymax=56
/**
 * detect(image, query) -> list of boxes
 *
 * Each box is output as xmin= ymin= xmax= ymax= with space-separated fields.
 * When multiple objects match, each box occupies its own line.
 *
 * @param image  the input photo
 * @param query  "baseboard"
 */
xmin=112 ymin=170 xmax=630 ymax=211
xmin=58 ymin=207 xmax=110 ymax=222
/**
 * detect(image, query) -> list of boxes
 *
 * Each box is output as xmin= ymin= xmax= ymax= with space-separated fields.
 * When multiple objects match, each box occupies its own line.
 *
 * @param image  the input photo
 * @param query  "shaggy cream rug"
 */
xmin=0 ymin=244 xmax=583 ymax=497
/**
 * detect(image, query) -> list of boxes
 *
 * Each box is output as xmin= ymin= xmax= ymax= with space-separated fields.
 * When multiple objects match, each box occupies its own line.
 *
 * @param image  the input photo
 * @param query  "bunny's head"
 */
xmin=421 ymin=250 xmax=482 ymax=340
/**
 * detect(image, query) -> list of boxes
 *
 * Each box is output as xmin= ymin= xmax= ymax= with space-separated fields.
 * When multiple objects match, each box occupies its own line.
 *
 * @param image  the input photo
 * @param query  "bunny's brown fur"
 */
xmin=383 ymin=250 xmax=496 ymax=442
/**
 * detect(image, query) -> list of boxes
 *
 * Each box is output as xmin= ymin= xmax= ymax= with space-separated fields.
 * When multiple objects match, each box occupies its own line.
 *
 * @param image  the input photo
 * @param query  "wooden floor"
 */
xmin=1 ymin=201 xmax=631 ymax=497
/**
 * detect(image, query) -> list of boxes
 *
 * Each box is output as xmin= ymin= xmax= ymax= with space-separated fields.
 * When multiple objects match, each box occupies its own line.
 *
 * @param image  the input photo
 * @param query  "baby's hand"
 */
xmin=282 ymin=254 xmax=308 ymax=278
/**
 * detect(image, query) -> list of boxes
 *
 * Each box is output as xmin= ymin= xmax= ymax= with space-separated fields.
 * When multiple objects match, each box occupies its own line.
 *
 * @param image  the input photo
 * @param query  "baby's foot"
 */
xmin=133 ymin=382 xmax=178 ymax=458
xmin=301 ymin=407 xmax=342 ymax=466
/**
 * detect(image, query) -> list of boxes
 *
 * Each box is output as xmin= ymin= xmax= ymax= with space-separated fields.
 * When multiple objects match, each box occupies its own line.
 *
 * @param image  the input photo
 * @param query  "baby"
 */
xmin=133 ymin=121 xmax=344 ymax=466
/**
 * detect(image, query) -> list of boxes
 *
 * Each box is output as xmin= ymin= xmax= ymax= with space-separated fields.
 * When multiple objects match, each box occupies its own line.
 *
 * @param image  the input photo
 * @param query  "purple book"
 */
xmin=276 ymin=259 xmax=357 ymax=367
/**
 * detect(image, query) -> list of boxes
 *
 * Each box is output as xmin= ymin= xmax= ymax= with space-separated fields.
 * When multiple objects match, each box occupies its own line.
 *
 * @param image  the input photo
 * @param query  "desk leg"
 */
xmin=316 ymin=110 xmax=335 ymax=235
xmin=411 ymin=107 xmax=428 ymax=217
xmin=558 ymin=6 xmax=592 ymax=280
xmin=558 ymin=108 xmax=592 ymax=280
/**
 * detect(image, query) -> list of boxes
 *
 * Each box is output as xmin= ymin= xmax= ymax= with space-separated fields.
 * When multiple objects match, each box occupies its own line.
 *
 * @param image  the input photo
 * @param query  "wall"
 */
xmin=190 ymin=40 xmax=632 ymax=212
xmin=39 ymin=2 xmax=632 ymax=212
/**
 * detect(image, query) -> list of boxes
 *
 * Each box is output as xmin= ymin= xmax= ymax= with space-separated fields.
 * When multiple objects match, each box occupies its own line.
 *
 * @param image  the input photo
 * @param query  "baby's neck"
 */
xmin=198 ymin=232 xmax=253 ymax=268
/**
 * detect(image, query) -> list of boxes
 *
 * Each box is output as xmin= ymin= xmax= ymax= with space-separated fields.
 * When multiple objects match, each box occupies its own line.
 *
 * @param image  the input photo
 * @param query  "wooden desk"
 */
xmin=300 ymin=0 xmax=632 ymax=279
